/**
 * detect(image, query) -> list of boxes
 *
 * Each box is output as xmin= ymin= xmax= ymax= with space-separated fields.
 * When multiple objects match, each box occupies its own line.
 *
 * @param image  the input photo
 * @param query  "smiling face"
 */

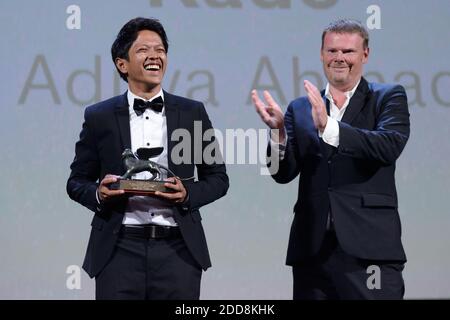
xmin=321 ymin=32 xmax=369 ymax=92
xmin=115 ymin=30 xmax=167 ymax=99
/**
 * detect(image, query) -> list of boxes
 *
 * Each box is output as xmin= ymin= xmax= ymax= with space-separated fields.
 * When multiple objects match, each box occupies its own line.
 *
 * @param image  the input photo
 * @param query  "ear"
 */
xmin=115 ymin=57 xmax=128 ymax=75
xmin=362 ymin=47 xmax=370 ymax=64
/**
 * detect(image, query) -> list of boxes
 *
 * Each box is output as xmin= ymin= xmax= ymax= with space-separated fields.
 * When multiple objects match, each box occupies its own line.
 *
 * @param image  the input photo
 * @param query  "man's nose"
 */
xmin=334 ymin=51 xmax=344 ymax=61
xmin=147 ymin=48 xmax=159 ymax=59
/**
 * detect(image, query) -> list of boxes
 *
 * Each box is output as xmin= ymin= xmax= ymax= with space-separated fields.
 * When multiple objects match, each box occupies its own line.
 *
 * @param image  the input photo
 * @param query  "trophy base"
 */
xmin=110 ymin=179 xmax=176 ymax=195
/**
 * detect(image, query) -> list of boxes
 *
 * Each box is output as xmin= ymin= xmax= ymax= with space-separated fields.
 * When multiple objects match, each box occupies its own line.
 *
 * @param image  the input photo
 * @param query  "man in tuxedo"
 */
xmin=252 ymin=19 xmax=410 ymax=299
xmin=67 ymin=17 xmax=228 ymax=300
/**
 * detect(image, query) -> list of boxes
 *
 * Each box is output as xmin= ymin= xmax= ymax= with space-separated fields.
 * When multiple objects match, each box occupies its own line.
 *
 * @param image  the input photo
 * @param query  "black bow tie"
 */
xmin=133 ymin=96 xmax=164 ymax=116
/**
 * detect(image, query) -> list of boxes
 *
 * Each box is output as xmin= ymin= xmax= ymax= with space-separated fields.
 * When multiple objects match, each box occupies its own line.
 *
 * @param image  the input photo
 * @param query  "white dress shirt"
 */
xmin=122 ymin=89 xmax=177 ymax=226
xmin=319 ymin=79 xmax=360 ymax=146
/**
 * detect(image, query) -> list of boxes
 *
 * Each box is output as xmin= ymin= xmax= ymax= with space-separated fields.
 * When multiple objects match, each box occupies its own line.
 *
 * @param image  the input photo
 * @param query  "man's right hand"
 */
xmin=251 ymin=90 xmax=286 ymax=143
xmin=97 ymin=174 xmax=125 ymax=202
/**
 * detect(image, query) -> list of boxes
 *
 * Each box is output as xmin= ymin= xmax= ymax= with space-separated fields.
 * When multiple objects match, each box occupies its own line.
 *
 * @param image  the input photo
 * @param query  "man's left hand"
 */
xmin=154 ymin=177 xmax=187 ymax=204
xmin=304 ymin=80 xmax=328 ymax=132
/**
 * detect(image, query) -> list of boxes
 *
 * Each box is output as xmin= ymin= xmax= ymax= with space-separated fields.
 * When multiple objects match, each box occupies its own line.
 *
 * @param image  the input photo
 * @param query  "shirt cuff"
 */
xmin=269 ymin=128 xmax=287 ymax=160
xmin=95 ymin=187 xmax=101 ymax=205
xmin=320 ymin=116 xmax=339 ymax=147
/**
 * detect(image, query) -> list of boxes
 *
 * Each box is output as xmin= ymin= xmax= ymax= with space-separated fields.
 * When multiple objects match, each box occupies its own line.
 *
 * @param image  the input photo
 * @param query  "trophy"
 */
xmin=110 ymin=148 xmax=176 ymax=195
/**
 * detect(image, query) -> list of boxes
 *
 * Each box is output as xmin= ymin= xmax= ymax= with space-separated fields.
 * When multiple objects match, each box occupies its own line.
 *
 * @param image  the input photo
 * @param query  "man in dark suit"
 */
xmin=67 ymin=17 xmax=228 ymax=300
xmin=252 ymin=19 xmax=410 ymax=299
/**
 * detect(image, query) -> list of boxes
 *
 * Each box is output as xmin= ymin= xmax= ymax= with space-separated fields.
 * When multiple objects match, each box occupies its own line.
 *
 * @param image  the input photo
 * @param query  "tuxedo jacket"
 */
xmin=67 ymin=91 xmax=229 ymax=278
xmin=271 ymin=78 xmax=410 ymax=264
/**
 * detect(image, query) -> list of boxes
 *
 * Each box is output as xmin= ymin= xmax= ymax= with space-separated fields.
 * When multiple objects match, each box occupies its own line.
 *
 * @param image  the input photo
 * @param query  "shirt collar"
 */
xmin=325 ymin=79 xmax=361 ymax=102
xmin=127 ymin=88 xmax=164 ymax=110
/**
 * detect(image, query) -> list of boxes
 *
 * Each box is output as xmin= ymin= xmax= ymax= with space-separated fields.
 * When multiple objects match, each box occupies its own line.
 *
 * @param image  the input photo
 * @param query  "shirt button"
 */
xmin=147 ymin=143 xmax=150 ymax=146
xmin=146 ymin=116 xmax=149 ymax=120
xmin=151 ymin=213 xmax=154 ymax=217
xmin=327 ymin=160 xmax=332 ymax=164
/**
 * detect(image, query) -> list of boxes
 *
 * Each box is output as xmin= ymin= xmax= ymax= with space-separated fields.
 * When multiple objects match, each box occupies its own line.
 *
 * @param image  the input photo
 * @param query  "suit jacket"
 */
xmin=270 ymin=78 xmax=410 ymax=264
xmin=67 ymin=91 xmax=229 ymax=278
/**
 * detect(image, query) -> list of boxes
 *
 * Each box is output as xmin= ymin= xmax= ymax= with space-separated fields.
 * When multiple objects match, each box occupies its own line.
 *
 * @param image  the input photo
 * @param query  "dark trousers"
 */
xmin=95 ymin=231 xmax=202 ymax=300
xmin=293 ymin=230 xmax=405 ymax=300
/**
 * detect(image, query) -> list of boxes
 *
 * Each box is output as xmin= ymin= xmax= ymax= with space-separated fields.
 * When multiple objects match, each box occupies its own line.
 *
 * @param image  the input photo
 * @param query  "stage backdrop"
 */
xmin=1 ymin=0 xmax=449 ymax=299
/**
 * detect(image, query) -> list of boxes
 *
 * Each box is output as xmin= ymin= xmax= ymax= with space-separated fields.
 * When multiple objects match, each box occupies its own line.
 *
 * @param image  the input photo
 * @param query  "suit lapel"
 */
xmin=114 ymin=92 xmax=132 ymax=156
xmin=341 ymin=77 xmax=370 ymax=125
xmin=163 ymin=91 xmax=181 ymax=175
xmin=319 ymin=96 xmax=335 ymax=159
xmin=324 ymin=94 xmax=330 ymax=116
